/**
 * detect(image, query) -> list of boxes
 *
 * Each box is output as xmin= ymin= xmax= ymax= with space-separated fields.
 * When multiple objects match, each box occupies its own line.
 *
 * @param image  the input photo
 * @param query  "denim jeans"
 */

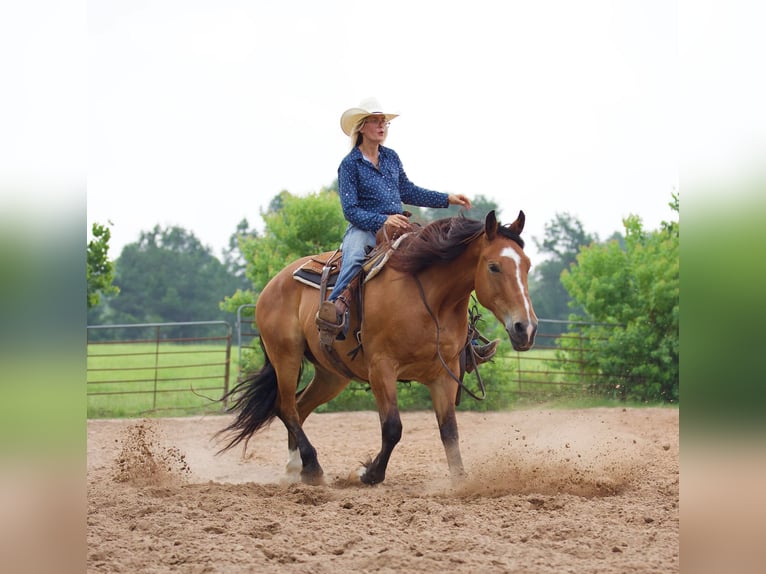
xmin=329 ymin=224 xmax=376 ymax=301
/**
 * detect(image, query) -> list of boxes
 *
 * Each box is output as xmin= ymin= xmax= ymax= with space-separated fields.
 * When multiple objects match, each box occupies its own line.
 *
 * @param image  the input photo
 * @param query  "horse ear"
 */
xmin=508 ymin=210 xmax=526 ymax=235
xmin=485 ymin=210 xmax=498 ymax=239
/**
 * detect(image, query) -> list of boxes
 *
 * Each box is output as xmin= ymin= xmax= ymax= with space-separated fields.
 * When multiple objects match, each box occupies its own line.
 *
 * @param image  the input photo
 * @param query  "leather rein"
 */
xmin=413 ymin=274 xmax=487 ymax=405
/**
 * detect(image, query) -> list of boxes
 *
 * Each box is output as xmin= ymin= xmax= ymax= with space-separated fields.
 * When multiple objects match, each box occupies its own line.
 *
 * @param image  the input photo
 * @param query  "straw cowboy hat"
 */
xmin=340 ymin=97 xmax=399 ymax=136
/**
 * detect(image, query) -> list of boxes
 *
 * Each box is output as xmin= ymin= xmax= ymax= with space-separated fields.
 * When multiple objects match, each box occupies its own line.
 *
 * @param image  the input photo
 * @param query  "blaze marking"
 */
xmin=500 ymin=246 xmax=533 ymax=325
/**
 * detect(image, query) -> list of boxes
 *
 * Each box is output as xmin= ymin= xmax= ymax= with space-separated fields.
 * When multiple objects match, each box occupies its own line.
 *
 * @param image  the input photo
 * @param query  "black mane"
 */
xmin=387 ymin=215 xmax=524 ymax=275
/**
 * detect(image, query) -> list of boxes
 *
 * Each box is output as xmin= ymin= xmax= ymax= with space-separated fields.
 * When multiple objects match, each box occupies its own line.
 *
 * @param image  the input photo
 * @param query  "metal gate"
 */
xmin=87 ymin=321 xmax=232 ymax=417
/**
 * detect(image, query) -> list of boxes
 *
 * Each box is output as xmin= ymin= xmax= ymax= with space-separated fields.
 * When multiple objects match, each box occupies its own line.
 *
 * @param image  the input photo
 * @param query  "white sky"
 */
xmin=84 ymin=0 xmax=682 ymax=263
xmin=5 ymin=2 xmax=765 ymax=266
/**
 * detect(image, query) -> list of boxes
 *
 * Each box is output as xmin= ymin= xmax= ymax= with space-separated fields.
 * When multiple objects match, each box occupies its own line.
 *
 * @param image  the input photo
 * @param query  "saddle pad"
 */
xmin=292 ymin=233 xmax=410 ymax=289
xmin=293 ymin=269 xmax=338 ymax=289
xmin=292 ymin=251 xmax=341 ymax=289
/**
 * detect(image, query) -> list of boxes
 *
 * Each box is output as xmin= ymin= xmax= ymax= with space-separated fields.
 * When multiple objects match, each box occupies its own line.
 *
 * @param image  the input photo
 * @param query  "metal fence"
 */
xmin=87 ymin=321 xmax=232 ymax=416
xmin=230 ymin=312 xmax=623 ymax=399
xmin=499 ymin=318 xmax=617 ymax=396
xmin=235 ymin=304 xmax=258 ymax=372
xmin=86 ymin=315 xmax=622 ymax=417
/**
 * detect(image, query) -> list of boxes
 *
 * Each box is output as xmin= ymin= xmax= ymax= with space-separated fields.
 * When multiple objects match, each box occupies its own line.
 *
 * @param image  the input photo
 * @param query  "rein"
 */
xmin=413 ymin=275 xmax=487 ymax=405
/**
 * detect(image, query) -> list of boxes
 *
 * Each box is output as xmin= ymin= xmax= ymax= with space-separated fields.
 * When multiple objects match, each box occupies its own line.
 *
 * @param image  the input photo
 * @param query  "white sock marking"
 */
xmin=286 ymin=448 xmax=302 ymax=476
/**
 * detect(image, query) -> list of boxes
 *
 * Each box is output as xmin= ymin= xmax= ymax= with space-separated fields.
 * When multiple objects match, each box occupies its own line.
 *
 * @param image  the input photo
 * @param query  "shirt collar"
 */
xmin=351 ymin=145 xmax=390 ymax=162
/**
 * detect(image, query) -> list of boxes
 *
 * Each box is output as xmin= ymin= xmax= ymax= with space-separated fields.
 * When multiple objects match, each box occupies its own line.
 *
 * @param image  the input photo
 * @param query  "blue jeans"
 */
xmin=329 ymin=224 xmax=376 ymax=301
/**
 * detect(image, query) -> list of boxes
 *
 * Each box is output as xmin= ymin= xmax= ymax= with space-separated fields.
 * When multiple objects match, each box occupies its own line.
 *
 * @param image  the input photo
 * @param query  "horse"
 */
xmin=217 ymin=210 xmax=537 ymax=485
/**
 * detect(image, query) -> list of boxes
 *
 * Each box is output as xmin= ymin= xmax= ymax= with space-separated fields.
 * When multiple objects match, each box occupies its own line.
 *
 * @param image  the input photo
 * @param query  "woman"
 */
xmin=317 ymin=97 xmax=497 ymax=365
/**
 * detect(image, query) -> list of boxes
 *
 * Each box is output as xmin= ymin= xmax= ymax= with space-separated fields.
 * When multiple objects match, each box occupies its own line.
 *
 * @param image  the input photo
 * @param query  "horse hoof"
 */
xmin=280 ymin=473 xmax=301 ymax=486
xmin=358 ymin=469 xmax=384 ymax=486
xmin=300 ymin=472 xmax=325 ymax=486
xmin=450 ymin=470 xmax=467 ymax=486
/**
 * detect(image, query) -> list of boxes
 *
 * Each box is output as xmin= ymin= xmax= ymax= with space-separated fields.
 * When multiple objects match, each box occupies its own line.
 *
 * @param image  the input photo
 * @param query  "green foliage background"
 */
xmin=87 ymin=222 xmax=119 ymax=308
xmin=557 ymin=195 xmax=679 ymax=402
xmin=88 ymin=183 xmax=680 ymax=414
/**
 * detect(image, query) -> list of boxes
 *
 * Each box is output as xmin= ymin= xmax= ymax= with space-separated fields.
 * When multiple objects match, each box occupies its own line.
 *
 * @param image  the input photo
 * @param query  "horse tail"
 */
xmin=216 ymin=339 xmax=280 ymax=454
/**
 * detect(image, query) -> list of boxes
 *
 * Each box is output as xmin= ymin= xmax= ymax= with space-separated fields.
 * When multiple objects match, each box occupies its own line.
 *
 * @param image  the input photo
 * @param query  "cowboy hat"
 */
xmin=340 ymin=97 xmax=399 ymax=136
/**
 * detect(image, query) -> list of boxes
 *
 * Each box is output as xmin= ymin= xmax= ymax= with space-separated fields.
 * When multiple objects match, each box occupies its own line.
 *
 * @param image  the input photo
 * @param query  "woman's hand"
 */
xmin=385 ymin=213 xmax=411 ymax=228
xmin=448 ymin=194 xmax=472 ymax=210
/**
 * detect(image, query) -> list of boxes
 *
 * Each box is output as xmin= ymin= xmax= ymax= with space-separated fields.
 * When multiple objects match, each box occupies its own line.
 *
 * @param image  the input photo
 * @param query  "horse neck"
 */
xmin=416 ymin=242 xmax=479 ymax=312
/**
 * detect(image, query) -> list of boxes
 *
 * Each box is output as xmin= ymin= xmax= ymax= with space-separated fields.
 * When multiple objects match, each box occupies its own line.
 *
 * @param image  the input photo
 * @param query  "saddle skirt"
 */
xmin=292 ymin=232 xmax=411 ymax=290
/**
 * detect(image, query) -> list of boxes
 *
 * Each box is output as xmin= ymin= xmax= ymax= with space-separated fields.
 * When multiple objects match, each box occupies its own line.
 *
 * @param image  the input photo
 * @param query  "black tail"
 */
xmin=215 ymin=340 xmax=279 ymax=454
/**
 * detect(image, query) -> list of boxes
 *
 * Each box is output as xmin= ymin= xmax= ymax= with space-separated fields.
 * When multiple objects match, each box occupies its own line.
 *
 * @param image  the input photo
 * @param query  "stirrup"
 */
xmin=316 ymin=301 xmax=345 ymax=345
xmin=317 ymin=301 xmax=340 ymax=324
xmin=466 ymin=339 xmax=499 ymax=373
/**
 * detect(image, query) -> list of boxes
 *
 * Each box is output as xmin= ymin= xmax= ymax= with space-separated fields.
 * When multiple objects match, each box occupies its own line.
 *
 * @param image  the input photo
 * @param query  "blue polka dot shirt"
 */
xmin=337 ymin=145 xmax=449 ymax=232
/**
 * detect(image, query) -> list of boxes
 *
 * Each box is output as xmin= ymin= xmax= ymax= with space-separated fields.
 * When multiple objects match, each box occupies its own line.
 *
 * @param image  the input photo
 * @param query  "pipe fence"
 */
xmin=87 ymin=321 xmax=232 ymax=417
xmin=87 ymin=315 xmax=630 ymax=418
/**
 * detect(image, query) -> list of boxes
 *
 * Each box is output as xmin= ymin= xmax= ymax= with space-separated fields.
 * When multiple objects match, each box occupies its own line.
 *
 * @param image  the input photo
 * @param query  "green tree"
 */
xmin=558 ymin=194 xmax=679 ymax=402
xmin=87 ymin=222 xmax=119 ymax=309
xmin=101 ymin=225 xmax=240 ymax=329
xmin=528 ymin=212 xmax=598 ymax=323
xmin=221 ymin=188 xmax=347 ymax=313
xmin=222 ymin=218 xmax=258 ymax=293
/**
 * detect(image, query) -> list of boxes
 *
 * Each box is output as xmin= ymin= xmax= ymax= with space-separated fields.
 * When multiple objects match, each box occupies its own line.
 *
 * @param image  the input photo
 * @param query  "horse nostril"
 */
xmin=514 ymin=322 xmax=525 ymax=334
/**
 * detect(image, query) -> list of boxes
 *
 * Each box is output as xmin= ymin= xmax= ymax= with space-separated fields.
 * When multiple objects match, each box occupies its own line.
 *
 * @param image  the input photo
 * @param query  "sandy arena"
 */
xmin=87 ymin=407 xmax=678 ymax=573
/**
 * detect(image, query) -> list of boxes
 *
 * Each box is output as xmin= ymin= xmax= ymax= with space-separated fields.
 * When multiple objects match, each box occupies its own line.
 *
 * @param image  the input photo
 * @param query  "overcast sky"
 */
xmin=82 ymin=0 xmax=686 ymax=263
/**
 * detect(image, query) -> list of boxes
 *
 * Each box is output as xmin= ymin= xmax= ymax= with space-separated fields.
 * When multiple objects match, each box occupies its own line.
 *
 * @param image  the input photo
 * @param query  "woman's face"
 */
xmin=359 ymin=115 xmax=389 ymax=144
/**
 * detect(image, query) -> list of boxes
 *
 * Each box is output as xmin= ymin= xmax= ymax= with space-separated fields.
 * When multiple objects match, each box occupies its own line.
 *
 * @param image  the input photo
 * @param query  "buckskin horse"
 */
xmin=217 ymin=210 xmax=537 ymax=485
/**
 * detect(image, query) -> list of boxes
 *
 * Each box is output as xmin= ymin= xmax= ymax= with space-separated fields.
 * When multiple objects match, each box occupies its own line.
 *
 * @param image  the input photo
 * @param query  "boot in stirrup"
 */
xmin=316 ymin=293 xmax=350 ymax=344
xmin=466 ymin=338 xmax=500 ymax=373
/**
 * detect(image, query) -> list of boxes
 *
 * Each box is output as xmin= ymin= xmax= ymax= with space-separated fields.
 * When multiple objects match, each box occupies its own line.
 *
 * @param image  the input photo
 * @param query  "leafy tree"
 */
xmin=100 ymin=225 xmax=240 ymax=329
xmin=528 ymin=212 xmax=598 ymax=323
xmin=222 ymin=218 xmax=258 ymax=293
xmin=87 ymin=222 xmax=119 ymax=308
xmin=221 ymin=188 xmax=347 ymax=313
xmin=558 ymin=194 xmax=679 ymax=402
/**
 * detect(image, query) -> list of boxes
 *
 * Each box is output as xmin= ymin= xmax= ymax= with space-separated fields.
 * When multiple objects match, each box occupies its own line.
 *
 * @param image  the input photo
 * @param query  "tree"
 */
xmin=221 ymin=189 xmax=347 ymax=313
xmin=558 ymin=194 xmax=679 ymax=402
xmin=101 ymin=225 xmax=240 ymax=328
xmin=222 ymin=218 xmax=258 ymax=293
xmin=528 ymin=213 xmax=598 ymax=322
xmin=87 ymin=222 xmax=119 ymax=308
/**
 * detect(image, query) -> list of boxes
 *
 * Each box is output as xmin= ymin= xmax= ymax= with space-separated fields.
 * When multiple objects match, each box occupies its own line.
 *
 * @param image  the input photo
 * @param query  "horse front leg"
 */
xmin=428 ymin=379 xmax=465 ymax=481
xmin=359 ymin=363 xmax=402 ymax=485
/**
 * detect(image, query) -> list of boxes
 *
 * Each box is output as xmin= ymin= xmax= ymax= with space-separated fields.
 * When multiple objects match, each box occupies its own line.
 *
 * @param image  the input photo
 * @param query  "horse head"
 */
xmin=474 ymin=210 xmax=538 ymax=351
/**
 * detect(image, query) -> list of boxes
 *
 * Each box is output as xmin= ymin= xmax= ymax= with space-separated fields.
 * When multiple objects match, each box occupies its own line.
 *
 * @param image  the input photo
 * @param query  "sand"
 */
xmin=87 ymin=407 xmax=678 ymax=573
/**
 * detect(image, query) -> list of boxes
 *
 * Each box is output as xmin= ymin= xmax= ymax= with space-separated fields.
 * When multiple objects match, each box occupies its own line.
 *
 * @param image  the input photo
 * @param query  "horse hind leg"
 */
xmin=285 ymin=365 xmax=351 ymax=482
xmin=273 ymin=365 xmax=325 ymax=485
xmin=281 ymin=420 xmax=323 ymax=485
xmin=278 ymin=411 xmax=323 ymax=484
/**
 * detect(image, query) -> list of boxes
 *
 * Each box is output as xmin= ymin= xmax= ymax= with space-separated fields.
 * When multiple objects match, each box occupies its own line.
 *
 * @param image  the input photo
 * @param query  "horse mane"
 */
xmin=387 ymin=214 xmax=524 ymax=275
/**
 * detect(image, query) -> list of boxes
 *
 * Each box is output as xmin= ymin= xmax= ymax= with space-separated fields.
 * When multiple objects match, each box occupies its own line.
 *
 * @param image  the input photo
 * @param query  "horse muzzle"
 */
xmin=507 ymin=319 xmax=537 ymax=352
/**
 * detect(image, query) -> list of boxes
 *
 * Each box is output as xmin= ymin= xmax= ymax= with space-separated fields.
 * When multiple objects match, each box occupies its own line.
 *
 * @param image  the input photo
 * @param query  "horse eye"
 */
xmin=488 ymin=262 xmax=501 ymax=273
